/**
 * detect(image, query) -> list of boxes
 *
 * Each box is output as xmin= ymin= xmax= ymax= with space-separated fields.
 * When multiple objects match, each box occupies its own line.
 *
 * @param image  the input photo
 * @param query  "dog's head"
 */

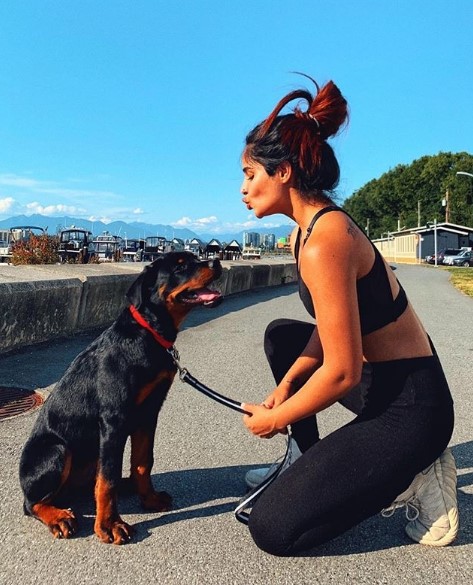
xmin=127 ymin=252 xmax=223 ymax=328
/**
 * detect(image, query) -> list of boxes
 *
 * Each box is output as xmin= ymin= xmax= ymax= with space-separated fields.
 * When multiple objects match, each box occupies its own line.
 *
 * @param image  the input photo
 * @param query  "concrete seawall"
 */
xmin=0 ymin=259 xmax=297 ymax=354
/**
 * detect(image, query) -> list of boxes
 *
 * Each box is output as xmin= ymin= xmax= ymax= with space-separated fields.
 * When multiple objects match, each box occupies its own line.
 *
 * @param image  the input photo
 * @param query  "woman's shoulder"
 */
xmin=302 ymin=209 xmax=365 ymax=269
xmin=310 ymin=209 xmax=359 ymax=247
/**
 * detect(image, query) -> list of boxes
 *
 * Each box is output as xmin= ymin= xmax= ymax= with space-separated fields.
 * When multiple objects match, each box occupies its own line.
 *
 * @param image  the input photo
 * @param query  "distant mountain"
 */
xmin=0 ymin=214 xmax=199 ymax=241
xmin=0 ymin=214 xmax=295 ymax=245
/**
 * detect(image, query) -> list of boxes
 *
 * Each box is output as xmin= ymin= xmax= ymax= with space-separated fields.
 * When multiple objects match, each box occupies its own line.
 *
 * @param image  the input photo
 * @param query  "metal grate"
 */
xmin=0 ymin=386 xmax=43 ymax=421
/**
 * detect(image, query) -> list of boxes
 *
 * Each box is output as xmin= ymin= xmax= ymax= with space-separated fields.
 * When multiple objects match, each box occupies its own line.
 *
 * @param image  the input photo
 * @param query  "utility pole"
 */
xmin=442 ymin=189 xmax=450 ymax=223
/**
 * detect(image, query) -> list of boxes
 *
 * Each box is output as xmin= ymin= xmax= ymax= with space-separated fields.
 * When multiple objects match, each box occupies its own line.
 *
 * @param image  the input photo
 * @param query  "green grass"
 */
xmin=444 ymin=266 xmax=473 ymax=298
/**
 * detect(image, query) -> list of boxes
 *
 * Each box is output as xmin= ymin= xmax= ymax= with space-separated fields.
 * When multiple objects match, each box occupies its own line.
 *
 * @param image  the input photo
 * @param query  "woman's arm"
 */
xmin=244 ymin=214 xmax=364 ymax=437
xmin=262 ymin=327 xmax=323 ymax=409
xmin=261 ymin=224 xmax=323 ymax=409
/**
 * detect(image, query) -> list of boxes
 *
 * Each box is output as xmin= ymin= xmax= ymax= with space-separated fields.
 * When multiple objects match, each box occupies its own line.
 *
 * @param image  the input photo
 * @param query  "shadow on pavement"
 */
xmin=49 ymin=441 xmax=472 ymax=551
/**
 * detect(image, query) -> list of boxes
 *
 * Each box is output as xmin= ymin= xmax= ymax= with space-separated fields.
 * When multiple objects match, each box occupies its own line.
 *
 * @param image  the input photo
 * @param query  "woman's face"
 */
xmin=240 ymin=155 xmax=291 ymax=218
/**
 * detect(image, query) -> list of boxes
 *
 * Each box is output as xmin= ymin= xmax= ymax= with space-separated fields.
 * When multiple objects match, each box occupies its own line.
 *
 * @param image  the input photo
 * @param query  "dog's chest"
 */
xmin=135 ymin=370 xmax=176 ymax=406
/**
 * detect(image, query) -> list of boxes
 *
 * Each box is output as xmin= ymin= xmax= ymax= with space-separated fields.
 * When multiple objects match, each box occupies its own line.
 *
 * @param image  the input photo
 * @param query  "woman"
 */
xmin=239 ymin=76 xmax=458 ymax=556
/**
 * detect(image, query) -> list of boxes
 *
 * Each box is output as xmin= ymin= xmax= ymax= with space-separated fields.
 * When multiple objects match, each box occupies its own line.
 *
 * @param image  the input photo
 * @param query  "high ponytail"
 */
xmin=244 ymin=76 xmax=348 ymax=200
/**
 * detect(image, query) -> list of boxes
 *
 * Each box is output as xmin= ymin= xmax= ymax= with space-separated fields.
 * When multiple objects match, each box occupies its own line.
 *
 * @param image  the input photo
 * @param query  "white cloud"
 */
xmin=88 ymin=215 xmax=113 ymax=224
xmin=0 ymin=197 xmax=14 ymax=213
xmin=172 ymin=216 xmax=193 ymax=227
xmin=0 ymin=174 xmax=45 ymax=188
xmin=26 ymin=201 xmax=86 ymax=216
xmin=0 ymin=173 xmax=122 ymax=207
xmin=133 ymin=208 xmax=144 ymax=215
xmin=196 ymin=216 xmax=218 ymax=225
xmin=171 ymin=216 xmax=218 ymax=229
xmin=169 ymin=214 xmax=294 ymax=235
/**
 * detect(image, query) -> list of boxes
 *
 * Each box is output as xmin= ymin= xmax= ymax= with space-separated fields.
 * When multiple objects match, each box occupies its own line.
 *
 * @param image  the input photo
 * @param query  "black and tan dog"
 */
xmin=19 ymin=252 xmax=222 ymax=544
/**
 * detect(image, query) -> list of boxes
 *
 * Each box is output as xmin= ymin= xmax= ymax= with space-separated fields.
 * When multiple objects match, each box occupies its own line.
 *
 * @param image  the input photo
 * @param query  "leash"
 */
xmin=167 ymin=346 xmax=293 ymax=525
xmin=167 ymin=346 xmax=249 ymax=415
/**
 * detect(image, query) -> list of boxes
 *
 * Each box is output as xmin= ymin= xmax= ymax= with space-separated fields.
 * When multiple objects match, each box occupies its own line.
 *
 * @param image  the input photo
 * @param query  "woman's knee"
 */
xmin=264 ymin=318 xmax=296 ymax=343
xmin=248 ymin=505 xmax=294 ymax=557
xmin=264 ymin=319 xmax=314 ymax=358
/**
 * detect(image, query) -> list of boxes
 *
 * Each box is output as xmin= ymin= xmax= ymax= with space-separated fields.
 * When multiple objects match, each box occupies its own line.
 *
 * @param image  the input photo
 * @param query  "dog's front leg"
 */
xmin=130 ymin=427 xmax=172 ymax=512
xmin=94 ymin=426 xmax=134 ymax=545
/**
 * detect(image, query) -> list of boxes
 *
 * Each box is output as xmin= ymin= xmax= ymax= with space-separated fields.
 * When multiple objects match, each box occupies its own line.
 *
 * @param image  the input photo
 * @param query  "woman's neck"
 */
xmin=289 ymin=194 xmax=329 ymax=237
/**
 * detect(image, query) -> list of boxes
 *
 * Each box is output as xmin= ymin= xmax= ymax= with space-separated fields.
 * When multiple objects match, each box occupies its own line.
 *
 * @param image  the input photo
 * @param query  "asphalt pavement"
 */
xmin=0 ymin=264 xmax=471 ymax=585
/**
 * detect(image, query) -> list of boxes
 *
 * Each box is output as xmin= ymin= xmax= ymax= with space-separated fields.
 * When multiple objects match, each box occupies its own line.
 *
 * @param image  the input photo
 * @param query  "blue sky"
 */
xmin=0 ymin=0 xmax=472 ymax=235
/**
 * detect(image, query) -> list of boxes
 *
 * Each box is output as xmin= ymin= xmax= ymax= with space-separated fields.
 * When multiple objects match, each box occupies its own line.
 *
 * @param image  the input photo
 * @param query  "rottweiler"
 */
xmin=19 ymin=252 xmax=222 ymax=544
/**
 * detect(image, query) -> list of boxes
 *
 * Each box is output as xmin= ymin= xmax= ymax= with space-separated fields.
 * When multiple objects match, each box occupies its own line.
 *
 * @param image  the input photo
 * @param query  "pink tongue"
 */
xmin=198 ymin=289 xmax=220 ymax=301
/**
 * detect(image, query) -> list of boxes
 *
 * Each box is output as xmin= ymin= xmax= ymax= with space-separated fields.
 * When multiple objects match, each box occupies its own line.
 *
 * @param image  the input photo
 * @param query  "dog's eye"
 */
xmin=174 ymin=263 xmax=187 ymax=273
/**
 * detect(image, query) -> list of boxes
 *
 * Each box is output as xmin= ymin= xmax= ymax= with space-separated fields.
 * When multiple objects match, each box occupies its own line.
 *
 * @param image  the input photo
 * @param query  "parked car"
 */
xmin=426 ymin=248 xmax=462 ymax=265
xmin=445 ymin=250 xmax=473 ymax=267
xmin=58 ymin=228 xmax=95 ymax=263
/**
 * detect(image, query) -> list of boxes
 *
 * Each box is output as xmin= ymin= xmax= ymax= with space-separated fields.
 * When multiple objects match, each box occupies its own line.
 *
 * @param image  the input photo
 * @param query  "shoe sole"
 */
xmin=405 ymin=449 xmax=459 ymax=547
xmin=405 ymin=505 xmax=459 ymax=546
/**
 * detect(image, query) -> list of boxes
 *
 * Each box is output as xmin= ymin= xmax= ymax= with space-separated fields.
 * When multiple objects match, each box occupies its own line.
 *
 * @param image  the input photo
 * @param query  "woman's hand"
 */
xmin=242 ymin=403 xmax=286 ymax=438
xmin=261 ymin=384 xmax=292 ymax=409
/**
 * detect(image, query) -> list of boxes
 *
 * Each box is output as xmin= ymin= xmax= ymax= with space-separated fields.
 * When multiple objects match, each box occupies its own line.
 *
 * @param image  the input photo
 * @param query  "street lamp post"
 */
xmin=456 ymin=171 xmax=473 ymax=198
xmin=426 ymin=219 xmax=438 ymax=266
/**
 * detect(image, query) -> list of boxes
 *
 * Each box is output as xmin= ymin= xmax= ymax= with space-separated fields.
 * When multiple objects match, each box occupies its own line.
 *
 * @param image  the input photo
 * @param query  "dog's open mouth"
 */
xmin=178 ymin=287 xmax=223 ymax=307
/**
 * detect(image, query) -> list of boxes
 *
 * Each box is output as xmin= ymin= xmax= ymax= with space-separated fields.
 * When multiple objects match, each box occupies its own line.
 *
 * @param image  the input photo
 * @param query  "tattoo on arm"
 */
xmin=347 ymin=220 xmax=357 ymax=239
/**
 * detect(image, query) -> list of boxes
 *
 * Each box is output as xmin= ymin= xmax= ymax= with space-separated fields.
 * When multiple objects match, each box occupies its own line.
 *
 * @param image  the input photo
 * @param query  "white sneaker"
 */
xmin=382 ymin=448 xmax=459 ymax=546
xmin=244 ymin=436 xmax=302 ymax=490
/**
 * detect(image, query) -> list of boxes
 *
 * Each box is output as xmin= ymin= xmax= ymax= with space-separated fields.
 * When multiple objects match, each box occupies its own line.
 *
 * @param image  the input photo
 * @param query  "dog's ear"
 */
xmin=126 ymin=256 xmax=164 ymax=308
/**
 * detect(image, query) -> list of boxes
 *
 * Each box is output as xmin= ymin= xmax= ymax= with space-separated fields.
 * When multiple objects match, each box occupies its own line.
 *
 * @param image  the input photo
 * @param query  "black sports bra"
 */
xmin=294 ymin=206 xmax=408 ymax=335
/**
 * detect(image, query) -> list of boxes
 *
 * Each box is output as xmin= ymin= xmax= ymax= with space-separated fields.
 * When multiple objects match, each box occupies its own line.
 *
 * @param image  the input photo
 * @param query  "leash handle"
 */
xmin=180 ymin=369 xmax=250 ymax=415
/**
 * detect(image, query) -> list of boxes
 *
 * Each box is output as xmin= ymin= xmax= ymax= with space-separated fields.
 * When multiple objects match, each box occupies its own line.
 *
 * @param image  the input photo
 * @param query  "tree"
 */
xmin=343 ymin=152 xmax=473 ymax=238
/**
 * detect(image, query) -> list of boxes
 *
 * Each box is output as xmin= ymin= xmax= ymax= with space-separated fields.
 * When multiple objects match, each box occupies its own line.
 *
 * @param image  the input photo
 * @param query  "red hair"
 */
xmin=246 ymin=76 xmax=348 ymax=198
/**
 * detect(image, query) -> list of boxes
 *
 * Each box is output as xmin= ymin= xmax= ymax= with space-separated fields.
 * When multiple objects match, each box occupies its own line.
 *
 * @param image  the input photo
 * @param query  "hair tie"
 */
xmin=308 ymin=113 xmax=320 ymax=129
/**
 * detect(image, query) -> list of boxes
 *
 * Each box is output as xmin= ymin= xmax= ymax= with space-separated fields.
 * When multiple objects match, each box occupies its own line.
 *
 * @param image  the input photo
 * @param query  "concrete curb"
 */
xmin=0 ymin=259 xmax=297 ymax=354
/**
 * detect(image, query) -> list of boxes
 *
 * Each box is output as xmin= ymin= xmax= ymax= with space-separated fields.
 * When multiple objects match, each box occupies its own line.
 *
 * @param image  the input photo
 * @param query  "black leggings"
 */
xmin=248 ymin=319 xmax=454 ymax=556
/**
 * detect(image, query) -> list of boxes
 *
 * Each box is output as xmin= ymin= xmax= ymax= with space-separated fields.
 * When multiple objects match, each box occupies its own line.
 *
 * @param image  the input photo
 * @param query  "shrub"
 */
xmin=12 ymin=235 xmax=60 ymax=265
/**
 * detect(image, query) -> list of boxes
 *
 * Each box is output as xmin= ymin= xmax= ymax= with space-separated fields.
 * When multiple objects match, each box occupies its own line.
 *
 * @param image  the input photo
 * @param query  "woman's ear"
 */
xmin=277 ymin=161 xmax=293 ymax=184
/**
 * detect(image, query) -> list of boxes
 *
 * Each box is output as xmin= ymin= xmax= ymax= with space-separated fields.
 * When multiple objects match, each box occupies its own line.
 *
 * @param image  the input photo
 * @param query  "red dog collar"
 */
xmin=129 ymin=304 xmax=174 ymax=350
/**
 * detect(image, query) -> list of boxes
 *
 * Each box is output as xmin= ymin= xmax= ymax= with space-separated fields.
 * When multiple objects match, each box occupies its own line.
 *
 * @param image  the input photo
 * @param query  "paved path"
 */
xmin=0 ymin=264 xmax=471 ymax=584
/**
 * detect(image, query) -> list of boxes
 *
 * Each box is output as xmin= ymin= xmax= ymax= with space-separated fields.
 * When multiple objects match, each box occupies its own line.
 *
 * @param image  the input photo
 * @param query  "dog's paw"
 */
xmin=48 ymin=508 xmax=78 ymax=539
xmin=94 ymin=518 xmax=134 ymax=545
xmin=140 ymin=490 xmax=172 ymax=512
